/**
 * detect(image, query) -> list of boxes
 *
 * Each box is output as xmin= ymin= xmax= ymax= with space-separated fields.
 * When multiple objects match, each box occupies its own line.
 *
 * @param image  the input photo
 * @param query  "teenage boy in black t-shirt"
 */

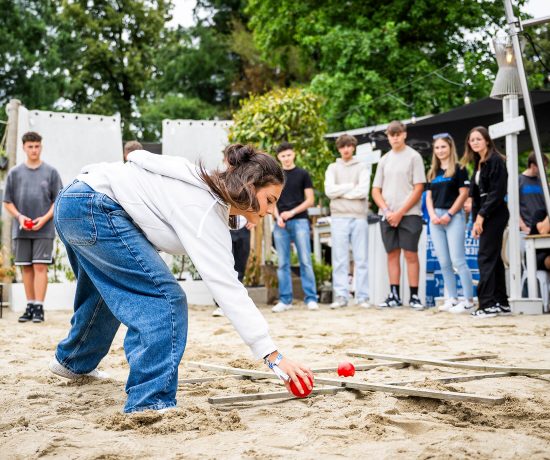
xmin=272 ymin=142 xmax=318 ymax=312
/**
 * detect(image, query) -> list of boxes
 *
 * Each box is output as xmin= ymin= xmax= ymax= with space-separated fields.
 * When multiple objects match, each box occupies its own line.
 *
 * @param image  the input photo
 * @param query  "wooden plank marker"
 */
xmin=347 ymin=351 xmax=550 ymax=375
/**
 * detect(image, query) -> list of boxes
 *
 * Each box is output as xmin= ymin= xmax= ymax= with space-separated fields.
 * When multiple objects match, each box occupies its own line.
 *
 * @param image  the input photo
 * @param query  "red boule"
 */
xmin=24 ymin=219 xmax=34 ymax=229
xmin=337 ymin=361 xmax=355 ymax=377
xmin=289 ymin=375 xmax=314 ymax=398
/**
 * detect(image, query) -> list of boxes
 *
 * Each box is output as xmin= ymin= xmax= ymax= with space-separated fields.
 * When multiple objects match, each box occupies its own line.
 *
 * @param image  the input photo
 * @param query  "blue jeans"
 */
xmin=273 ymin=218 xmax=317 ymax=304
xmin=331 ymin=217 xmax=368 ymax=300
xmin=429 ymin=209 xmax=474 ymax=299
xmin=53 ymin=181 xmax=188 ymax=413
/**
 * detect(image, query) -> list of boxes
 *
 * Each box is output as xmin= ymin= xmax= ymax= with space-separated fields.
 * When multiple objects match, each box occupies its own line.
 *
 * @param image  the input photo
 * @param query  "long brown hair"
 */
xmin=460 ymin=126 xmax=504 ymax=167
xmin=427 ymin=135 xmax=458 ymax=182
xmin=199 ymin=143 xmax=285 ymax=215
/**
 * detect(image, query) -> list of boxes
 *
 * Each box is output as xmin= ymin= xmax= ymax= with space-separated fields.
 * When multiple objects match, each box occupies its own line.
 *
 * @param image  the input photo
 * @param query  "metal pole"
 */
xmin=504 ymin=95 xmax=522 ymax=300
xmin=2 ymin=99 xmax=21 ymax=290
xmin=503 ymin=0 xmax=550 ymax=217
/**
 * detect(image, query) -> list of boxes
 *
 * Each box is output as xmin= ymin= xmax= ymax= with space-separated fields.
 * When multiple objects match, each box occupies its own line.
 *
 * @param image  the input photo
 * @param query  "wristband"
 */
xmin=446 ymin=211 xmax=454 ymax=218
xmin=264 ymin=352 xmax=290 ymax=382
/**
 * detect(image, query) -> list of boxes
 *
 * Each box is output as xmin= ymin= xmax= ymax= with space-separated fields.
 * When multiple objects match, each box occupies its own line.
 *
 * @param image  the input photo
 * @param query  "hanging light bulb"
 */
xmin=464 ymin=92 xmax=471 ymax=105
xmin=505 ymin=44 xmax=514 ymax=64
xmin=411 ymin=112 xmax=417 ymax=124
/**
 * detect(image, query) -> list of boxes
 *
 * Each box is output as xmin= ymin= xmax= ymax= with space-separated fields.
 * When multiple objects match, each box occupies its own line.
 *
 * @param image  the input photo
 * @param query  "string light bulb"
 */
xmin=464 ymin=92 xmax=471 ymax=105
xmin=411 ymin=112 xmax=417 ymax=124
xmin=505 ymin=44 xmax=514 ymax=64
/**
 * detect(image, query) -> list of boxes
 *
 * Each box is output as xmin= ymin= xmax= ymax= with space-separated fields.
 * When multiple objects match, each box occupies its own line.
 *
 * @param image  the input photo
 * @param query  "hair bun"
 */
xmin=225 ymin=144 xmax=256 ymax=167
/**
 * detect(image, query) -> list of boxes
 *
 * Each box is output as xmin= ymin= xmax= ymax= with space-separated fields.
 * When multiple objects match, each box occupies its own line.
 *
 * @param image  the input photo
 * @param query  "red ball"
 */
xmin=337 ymin=361 xmax=355 ymax=377
xmin=289 ymin=375 xmax=314 ymax=398
xmin=24 ymin=219 xmax=34 ymax=229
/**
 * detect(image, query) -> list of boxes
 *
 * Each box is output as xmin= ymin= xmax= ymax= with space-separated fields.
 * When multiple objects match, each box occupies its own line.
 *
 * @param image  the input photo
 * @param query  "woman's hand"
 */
xmin=430 ymin=214 xmax=440 ymax=225
xmin=472 ymin=215 xmax=484 ymax=238
xmin=276 ymin=216 xmax=286 ymax=228
xmin=439 ymin=213 xmax=451 ymax=226
xmin=464 ymin=198 xmax=472 ymax=214
xmin=266 ymin=352 xmax=314 ymax=395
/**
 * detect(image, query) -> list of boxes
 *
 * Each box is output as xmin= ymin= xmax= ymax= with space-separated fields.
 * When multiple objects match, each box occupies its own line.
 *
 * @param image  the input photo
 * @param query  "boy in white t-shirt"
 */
xmin=372 ymin=121 xmax=426 ymax=309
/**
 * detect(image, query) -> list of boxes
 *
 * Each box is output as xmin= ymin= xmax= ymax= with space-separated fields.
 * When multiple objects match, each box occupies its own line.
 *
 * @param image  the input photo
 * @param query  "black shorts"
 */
xmin=380 ymin=215 xmax=423 ymax=253
xmin=13 ymin=238 xmax=54 ymax=265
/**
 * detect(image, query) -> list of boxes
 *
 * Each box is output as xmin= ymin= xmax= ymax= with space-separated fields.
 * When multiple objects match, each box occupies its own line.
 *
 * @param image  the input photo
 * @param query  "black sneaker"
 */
xmin=496 ymin=303 xmax=512 ymax=316
xmin=409 ymin=294 xmax=425 ymax=310
xmin=32 ymin=304 xmax=44 ymax=323
xmin=18 ymin=303 xmax=34 ymax=323
xmin=471 ymin=305 xmax=499 ymax=318
xmin=379 ymin=294 xmax=402 ymax=308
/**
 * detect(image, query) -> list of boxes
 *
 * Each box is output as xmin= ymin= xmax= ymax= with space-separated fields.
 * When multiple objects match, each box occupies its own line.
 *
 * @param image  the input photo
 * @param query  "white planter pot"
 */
xmin=9 ymin=279 xmax=214 ymax=312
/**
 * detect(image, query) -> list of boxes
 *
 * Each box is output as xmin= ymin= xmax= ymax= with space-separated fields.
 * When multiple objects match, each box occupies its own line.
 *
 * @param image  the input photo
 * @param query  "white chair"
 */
xmin=521 ymin=269 xmax=550 ymax=313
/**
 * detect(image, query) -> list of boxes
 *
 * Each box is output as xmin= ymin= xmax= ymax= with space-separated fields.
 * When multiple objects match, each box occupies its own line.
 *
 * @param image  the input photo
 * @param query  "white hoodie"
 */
xmin=77 ymin=150 xmax=276 ymax=359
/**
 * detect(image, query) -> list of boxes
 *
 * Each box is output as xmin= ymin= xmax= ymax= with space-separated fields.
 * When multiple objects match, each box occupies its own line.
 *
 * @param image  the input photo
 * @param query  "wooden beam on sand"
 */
xmin=347 ymin=351 xmax=550 ymax=375
xmin=183 ymin=354 xmax=496 ymax=384
xmin=188 ymin=361 xmax=504 ymax=405
xmin=208 ymin=386 xmax=344 ymax=404
xmin=208 ymin=372 xmax=511 ymax=404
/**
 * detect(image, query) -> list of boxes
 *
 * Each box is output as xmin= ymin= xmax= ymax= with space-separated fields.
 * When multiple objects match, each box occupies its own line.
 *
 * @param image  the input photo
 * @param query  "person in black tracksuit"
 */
xmin=462 ymin=126 xmax=511 ymax=318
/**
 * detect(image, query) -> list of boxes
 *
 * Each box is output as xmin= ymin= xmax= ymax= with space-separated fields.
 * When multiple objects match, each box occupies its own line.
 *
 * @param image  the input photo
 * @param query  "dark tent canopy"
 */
xmin=326 ymin=90 xmax=550 ymax=158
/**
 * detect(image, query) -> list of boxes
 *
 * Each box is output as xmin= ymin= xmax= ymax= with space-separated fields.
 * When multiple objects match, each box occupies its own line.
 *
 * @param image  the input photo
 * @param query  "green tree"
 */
xmin=56 ymin=0 xmax=171 ymax=137
xmin=228 ymin=87 xmax=333 ymax=196
xmin=245 ymin=0 xmax=527 ymax=131
xmin=524 ymin=24 xmax=550 ymax=90
xmin=0 ymin=0 xmax=64 ymax=109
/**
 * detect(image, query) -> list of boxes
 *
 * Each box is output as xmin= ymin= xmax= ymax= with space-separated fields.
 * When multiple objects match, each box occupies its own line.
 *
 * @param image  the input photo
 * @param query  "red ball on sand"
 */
xmin=337 ymin=361 xmax=355 ymax=377
xmin=289 ymin=375 xmax=314 ymax=398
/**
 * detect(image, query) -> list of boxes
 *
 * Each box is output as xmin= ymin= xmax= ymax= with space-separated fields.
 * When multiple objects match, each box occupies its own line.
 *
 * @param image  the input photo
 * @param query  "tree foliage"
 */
xmin=245 ymin=0 xmax=527 ymax=131
xmin=228 ymin=88 xmax=333 ymax=195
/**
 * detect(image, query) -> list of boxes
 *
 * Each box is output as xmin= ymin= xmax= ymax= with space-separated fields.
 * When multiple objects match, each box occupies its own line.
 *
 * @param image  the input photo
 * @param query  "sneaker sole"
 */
xmin=49 ymin=359 xmax=110 ymax=380
xmin=472 ymin=313 xmax=498 ymax=318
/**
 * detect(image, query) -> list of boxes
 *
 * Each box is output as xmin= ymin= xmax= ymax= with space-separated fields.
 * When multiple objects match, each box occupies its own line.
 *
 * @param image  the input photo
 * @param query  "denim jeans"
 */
xmin=429 ymin=209 xmax=474 ymax=299
xmin=53 ymin=181 xmax=188 ymax=413
xmin=331 ymin=217 xmax=368 ymax=300
xmin=273 ymin=218 xmax=317 ymax=304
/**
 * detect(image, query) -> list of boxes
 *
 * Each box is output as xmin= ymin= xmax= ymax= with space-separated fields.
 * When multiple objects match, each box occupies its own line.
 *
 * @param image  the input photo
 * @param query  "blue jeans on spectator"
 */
xmin=53 ymin=181 xmax=188 ymax=413
xmin=273 ymin=218 xmax=317 ymax=304
xmin=331 ymin=217 xmax=369 ymax=301
xmin=429 ymin=209 xmax=474 ymax=299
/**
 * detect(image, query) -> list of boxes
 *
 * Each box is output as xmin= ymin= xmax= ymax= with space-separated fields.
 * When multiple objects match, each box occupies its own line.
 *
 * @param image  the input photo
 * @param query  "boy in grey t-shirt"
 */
xmin=372 ymin=121 xmax=426 ymax=309
xmin=3 ymin=132 xmax=63 ymax=323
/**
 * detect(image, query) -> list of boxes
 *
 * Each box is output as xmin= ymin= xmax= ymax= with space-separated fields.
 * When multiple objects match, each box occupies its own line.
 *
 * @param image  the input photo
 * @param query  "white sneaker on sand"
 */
xmin=330 ymin=297 xmax=347 ymax=309
xmin=211 ymin=307 xmax=224 ymax=317
xmin=49 ymin=359 xmax=110 ymax=380
xmin=449 ymin=300 xmax=475 ymax=314
xmin=356 ymin=298 xmax=371 ymax=309
xmin=272 ymin=302 xmax=292 ymax=313
xmin=438 ymin=297 xmax=458 ymax=312
xmin=306 ymin=301 xmax=319 ymax=310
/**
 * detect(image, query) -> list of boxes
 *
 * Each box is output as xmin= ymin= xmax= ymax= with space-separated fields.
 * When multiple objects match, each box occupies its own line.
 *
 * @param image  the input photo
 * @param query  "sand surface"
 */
xmin=1 ymin=303 xmax=550 ymax=459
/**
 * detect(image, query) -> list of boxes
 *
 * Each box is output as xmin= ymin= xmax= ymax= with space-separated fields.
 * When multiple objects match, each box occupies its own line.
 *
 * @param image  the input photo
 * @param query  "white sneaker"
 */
xmin=330 ymin=297 xmax=347 ymax=309
xmin=211 ymin=307 xmax=224 ymax=317
xmin=356 ymin=298 xmax=371 ymax=308
xmin=49 ymin=359 xmax=110 ymax=380
xmin=306 ymin=301 xmax=319 ymax=310
xmin=438 ymin=297 xmax=458 ymax=312
xmin=272 ymin=301 xmax=292 ymax=313
xmin=449 ymin=300 xmax=475 ymax=314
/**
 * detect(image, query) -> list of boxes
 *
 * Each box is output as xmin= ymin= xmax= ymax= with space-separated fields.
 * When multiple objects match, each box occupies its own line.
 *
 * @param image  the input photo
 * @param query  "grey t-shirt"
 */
xmin=3 ymin=162 xmax=63 ymax=239
xmin=372 ymin=146 xmax=426 ymax=216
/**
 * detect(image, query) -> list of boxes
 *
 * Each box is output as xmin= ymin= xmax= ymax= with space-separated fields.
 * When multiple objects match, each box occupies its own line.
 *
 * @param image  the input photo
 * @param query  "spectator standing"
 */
xmin=519 ymin=152 xmax=548 ymax=234
xmin=462 ymin=126 xmax=511 ymax=318
xmin=3 ymin=132 xmax=63 ymax=323
xmin=372 ymin=121 xmax=426 ymax=309
xmin=324 ymin=134 xmax=370 ymax=309
xmin=272 ymin=142 xmax=319 ymax=312
xmin=426 ymin=133 xmax=474 ymax=313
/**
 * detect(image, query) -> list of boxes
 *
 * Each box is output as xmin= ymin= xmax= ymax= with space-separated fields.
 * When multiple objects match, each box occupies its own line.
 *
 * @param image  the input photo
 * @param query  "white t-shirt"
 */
xmin=372 ymin=146 xmax=426 ymax=216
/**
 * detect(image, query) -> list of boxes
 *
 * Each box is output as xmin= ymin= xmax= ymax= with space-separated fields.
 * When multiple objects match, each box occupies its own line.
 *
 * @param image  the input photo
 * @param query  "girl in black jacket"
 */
xmin=462 ymin=126 xmax=511 ymax=318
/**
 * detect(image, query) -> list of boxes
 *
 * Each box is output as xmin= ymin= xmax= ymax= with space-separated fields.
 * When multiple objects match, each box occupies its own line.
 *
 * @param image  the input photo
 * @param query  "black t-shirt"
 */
xmin=519 ymin=174 xmax=546 ymax=228
xmin=277 ymin=167 xmax=313 ymax=220
xmin=427 ymin=166 xmax=470 ymax=209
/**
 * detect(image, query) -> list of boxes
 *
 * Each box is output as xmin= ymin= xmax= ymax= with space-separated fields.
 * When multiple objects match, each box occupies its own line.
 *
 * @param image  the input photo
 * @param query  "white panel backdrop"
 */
xmin=16 ymin=107 xmax=123 ymax=185
xmin=162 ymin=119 xmax=233 ymax=170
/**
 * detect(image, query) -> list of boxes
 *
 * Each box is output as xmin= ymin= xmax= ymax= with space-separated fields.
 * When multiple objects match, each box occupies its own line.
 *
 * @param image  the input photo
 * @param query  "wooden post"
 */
xmin=1 ymin=99 xmax=21 ymax=301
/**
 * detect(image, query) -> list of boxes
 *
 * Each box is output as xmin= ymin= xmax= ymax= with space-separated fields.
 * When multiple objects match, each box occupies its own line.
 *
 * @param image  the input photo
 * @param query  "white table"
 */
xmin=524 ymin=234 xmax=550 ymax=299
